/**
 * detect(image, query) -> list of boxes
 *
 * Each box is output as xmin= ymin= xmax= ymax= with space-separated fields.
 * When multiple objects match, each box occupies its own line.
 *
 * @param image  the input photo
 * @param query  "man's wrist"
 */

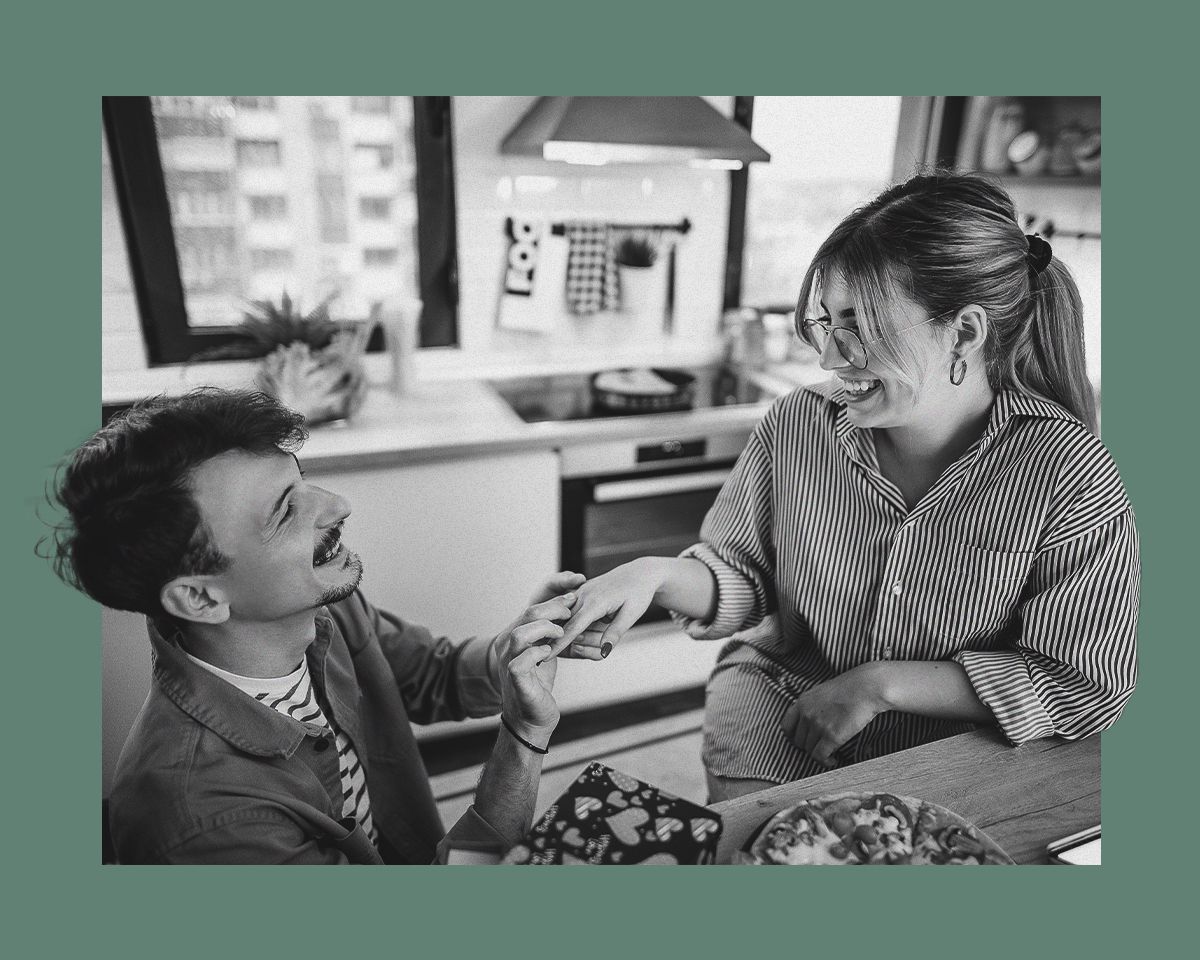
xmin=501 ymin=713 xmax=556 ymax=752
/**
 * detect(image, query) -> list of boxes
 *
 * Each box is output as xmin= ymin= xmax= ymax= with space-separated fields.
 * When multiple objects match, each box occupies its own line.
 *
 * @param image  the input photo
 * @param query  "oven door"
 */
xmin=561 ymin=462 xmax=735 ymax=624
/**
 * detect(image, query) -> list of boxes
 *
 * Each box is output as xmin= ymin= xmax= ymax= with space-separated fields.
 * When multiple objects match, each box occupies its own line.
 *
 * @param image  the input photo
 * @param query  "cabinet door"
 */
xmin=314 ymin=450 xmax=560 ymax=640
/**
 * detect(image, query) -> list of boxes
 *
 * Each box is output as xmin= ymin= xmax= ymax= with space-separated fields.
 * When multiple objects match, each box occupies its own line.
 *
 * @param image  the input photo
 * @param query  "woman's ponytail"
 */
xmin=1006 ymin=255 xmax=1098 ymax=434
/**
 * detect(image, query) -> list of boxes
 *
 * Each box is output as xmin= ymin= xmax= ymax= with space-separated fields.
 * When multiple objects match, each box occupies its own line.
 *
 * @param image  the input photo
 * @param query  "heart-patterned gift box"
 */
xmin=502 ymin=762 xmax=723 ymax=865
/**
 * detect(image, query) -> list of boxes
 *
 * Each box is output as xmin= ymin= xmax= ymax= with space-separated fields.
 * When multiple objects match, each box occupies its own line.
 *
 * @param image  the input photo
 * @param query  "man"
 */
xmin=51 ymin=388 xmax=597 ymax=864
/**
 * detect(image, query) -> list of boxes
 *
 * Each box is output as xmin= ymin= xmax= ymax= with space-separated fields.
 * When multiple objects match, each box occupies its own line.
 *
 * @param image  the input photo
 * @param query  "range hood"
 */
xmin=500 ymin=97 xmax=770 ymax=168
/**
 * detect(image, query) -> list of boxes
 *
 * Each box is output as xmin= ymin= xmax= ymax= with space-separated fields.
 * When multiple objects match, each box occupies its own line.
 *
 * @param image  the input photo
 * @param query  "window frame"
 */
xmin=102 ymin=95 xmax=460 ymax=366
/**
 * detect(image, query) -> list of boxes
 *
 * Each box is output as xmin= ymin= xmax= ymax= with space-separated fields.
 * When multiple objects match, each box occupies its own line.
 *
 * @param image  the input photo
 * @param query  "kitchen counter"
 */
xmin=290 ymin=376 xmax=786 ymax=472
xmin=711 ymin=728 xmax=1100 ymax=865
xmin=101 ymin=357 xmax=830 ymax=472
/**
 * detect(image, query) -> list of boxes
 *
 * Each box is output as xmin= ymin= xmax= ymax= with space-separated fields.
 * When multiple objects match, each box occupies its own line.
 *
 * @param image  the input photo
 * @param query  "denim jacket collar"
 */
xmin=147 ymin=613 xmax=339 ymax=759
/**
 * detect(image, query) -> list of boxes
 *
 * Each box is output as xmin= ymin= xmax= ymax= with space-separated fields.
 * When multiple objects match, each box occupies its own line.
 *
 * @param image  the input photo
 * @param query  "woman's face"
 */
xmin=816 ymin=273 xmax=951 ymax=430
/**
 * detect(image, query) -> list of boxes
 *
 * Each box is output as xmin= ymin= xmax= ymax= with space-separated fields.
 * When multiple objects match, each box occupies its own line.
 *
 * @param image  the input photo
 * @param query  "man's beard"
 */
xmin=316 ymin=551 xmax=364 ymax=606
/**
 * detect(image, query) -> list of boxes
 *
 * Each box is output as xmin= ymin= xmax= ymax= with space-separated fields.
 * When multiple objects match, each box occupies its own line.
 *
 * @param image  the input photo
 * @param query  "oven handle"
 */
xmin=592 ymin=468 xmax=734 ymax=503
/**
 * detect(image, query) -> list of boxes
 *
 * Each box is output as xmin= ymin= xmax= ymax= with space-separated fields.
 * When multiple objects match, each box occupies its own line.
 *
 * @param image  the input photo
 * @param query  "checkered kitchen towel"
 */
xmin=564 ymin=221 xmax=619 ymax=315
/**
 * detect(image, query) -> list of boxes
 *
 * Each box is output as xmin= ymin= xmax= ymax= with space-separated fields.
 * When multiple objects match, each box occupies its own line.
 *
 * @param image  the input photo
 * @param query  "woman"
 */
xmin=554 ymin=171 xmax=1139 ymax=802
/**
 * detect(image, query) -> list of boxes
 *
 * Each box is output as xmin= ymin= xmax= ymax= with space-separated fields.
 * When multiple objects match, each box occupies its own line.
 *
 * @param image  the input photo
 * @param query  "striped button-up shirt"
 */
xmin=677 ymin=382 xmax=1139 ymax=784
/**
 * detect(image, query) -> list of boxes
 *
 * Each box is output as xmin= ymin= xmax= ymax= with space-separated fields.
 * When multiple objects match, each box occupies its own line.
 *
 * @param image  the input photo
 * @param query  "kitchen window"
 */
xmin=736 ymin=96 xmax=903 ymax=309
xmin=103 ymin=95 xmax=460 ymax=365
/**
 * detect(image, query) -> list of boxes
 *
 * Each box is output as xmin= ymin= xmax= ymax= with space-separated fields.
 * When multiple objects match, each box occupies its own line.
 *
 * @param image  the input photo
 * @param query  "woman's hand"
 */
xmin=551 ymin=558 xmax=668 ymax=659
xmin=781 ymin=663 xmax=889 ymax=767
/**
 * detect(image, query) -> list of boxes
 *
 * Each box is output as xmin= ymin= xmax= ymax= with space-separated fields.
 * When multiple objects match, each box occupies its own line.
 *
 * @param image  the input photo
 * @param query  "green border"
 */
xmin=11 ymin=1 xmax=1193 ymax=956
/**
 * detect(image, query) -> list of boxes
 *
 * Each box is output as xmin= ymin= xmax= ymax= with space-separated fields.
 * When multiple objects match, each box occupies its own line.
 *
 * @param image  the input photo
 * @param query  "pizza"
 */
xmin=742 ymin=792 xmax=1012 ymax=865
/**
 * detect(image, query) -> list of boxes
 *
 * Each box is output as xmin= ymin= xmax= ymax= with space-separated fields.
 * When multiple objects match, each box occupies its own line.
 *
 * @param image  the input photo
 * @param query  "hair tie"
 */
xmin=1025 ymin=234 xmax=1053 ymax=276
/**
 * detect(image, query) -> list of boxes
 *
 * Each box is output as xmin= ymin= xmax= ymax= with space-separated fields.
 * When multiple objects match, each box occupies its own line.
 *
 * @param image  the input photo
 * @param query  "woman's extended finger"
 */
xmin=557 ymin=630 xmax=608 ymax=660
xmin=554 ymin=601 xmax=614 ymax=653
xmin=599 ymin=605 xmax=641 ymax=651
xmin=558 ymin=642 xmax=606 ymax=661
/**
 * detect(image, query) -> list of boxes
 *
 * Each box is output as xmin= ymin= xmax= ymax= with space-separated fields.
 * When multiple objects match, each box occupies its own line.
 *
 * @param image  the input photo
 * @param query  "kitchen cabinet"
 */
xmin=308 ymin=450 xmax=559 ymax=640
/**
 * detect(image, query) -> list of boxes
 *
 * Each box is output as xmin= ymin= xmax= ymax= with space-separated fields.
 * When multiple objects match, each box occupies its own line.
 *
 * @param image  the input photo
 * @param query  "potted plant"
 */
xmin=614 ymin=235 xmax=664 ymax=324
xmin=192 ymin=292 xmax=372 ymax=426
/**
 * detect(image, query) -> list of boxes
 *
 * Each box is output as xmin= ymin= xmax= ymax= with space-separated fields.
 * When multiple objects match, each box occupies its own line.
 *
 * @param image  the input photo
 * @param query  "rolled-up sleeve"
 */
xmin=672 ymin=416 xmax=777 ymax=640
xmin=435 ymin=805 xmax=508 ymax=864
xmin=955 ymin=507 xmax=1140 ymax=744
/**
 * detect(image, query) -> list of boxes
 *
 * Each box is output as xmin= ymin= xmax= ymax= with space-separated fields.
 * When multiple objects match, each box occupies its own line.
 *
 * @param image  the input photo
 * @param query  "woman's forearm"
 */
xmin=643 ymin=556 xmax=719 ymax=623
xmin=868 ymin=661 xmax=994 ymax=725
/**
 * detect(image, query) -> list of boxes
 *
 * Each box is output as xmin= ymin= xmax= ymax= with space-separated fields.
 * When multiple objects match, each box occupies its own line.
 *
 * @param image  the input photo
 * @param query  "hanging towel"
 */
xmin=497 ymin=217 xmax=568 ymax=333
xmin=496 ymin=217 xmax=571 ymax=333
xmin=564 ymin=221 xmax=619 ymax=315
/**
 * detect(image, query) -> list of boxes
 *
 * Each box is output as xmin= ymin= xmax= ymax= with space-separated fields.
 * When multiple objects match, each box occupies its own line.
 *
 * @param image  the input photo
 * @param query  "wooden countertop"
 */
xmin=710 ymin=728 xmax=1100 ymax=865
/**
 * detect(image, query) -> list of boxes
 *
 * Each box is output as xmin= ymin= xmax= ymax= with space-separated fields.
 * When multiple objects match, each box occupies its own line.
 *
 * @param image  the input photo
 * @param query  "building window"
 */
xmin=363 ymin=247 xmax=398 ymax=267
xmin=353 ymin=143 xmax=394 ymax=171
xmin=358 ymin=196 xmax=392 ymax=220
xmin=103 ymin=96 xmax=460 ymax=363
xmin=249 ymin=248 xmax=294 ymax=271
xmin=235 ymin=139 xmax=283 ymax=167
xmin=352 ymin=96 xmax=392 ymax=115
xmin=230 ymin=96 xmax=277 ymax=111
xmin=248 ymin=195 xmax=288 ymax=221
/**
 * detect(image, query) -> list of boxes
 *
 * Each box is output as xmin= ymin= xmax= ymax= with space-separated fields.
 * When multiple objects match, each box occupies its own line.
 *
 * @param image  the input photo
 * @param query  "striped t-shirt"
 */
xmin=184 ymin=652 xmax=378 ymax=845
xmin=676 ymin=383 xmax=1139 ymax=784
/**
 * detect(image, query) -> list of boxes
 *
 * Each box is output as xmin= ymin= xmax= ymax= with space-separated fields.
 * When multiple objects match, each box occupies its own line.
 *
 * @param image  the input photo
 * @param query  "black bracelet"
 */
xmin=501 ymin=715 xmax=549 ymax=755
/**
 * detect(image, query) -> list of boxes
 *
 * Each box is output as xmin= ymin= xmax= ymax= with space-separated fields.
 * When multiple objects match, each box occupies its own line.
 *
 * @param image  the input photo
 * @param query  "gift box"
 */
xmin=502 ymin=762 xmax=723 ymax=865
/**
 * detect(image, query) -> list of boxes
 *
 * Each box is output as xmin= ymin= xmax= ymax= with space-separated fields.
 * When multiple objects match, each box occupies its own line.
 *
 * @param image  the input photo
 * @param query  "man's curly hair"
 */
xmin=45 ymin=388 xmax=307 ymax=616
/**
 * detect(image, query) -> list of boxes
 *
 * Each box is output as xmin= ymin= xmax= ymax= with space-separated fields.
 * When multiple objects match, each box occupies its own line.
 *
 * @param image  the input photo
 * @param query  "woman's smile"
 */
xmin=839 ymin=375 xmax=882 ymax=401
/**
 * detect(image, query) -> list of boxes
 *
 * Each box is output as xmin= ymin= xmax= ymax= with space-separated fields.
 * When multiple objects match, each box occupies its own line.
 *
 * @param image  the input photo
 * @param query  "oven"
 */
xmin=560 ymin=432 xmax=750 ymax=624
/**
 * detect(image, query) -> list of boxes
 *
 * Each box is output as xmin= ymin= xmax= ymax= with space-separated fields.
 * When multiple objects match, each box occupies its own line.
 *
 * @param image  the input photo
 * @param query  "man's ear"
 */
xmin=950 ymin=304 xmax=989 ymax=361
xmin=160 ymin=577 xmax=230 ymax=625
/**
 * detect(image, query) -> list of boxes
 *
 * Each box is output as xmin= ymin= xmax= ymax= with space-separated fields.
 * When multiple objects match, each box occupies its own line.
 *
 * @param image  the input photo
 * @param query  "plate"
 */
xmin=737 ymin=792 xmax=1013 ymax=865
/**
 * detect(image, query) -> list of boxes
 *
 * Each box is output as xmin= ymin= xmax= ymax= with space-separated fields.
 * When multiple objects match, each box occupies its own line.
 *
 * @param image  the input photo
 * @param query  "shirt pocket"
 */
xmin=912 ymin=541 xmax=1035 ymax=649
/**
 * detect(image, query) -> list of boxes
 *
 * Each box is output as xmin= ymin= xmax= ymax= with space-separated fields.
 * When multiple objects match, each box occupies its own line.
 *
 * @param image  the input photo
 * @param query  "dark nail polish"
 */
xmin=601 ymin=642 xmax=613 ymax=659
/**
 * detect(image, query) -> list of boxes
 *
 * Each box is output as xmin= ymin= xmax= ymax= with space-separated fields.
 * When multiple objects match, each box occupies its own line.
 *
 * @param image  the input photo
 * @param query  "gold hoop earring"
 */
xmin=950 ymin=357 xmax=967 ymax=386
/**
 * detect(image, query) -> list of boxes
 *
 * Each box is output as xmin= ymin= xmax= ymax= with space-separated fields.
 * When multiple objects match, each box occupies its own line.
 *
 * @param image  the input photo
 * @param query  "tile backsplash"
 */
xmin=451 ymin=96 xmax=733 ymax=368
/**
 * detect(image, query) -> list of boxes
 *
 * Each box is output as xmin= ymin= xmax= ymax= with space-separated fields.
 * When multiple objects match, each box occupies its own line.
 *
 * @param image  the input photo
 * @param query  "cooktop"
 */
xmin=490 ymin=364 xmax=769 ymax=424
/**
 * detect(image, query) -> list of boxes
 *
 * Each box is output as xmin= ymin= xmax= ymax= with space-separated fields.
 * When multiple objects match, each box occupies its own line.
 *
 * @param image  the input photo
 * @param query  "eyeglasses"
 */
xmin=797 ymin=307 xmax=958 ymax=370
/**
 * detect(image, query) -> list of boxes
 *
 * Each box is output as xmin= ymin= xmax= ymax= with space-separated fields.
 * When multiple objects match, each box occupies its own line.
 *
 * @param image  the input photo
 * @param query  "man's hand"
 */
xmin=780 ymin=663 xmax=890 ymax=767
xmin=491 ymin=571 xmax=585 ymax=748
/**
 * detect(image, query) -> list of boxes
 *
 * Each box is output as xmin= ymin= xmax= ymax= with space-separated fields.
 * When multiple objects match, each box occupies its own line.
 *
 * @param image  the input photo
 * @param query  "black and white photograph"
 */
xmin=73 ymin=95 xmax=1128 ymax=865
